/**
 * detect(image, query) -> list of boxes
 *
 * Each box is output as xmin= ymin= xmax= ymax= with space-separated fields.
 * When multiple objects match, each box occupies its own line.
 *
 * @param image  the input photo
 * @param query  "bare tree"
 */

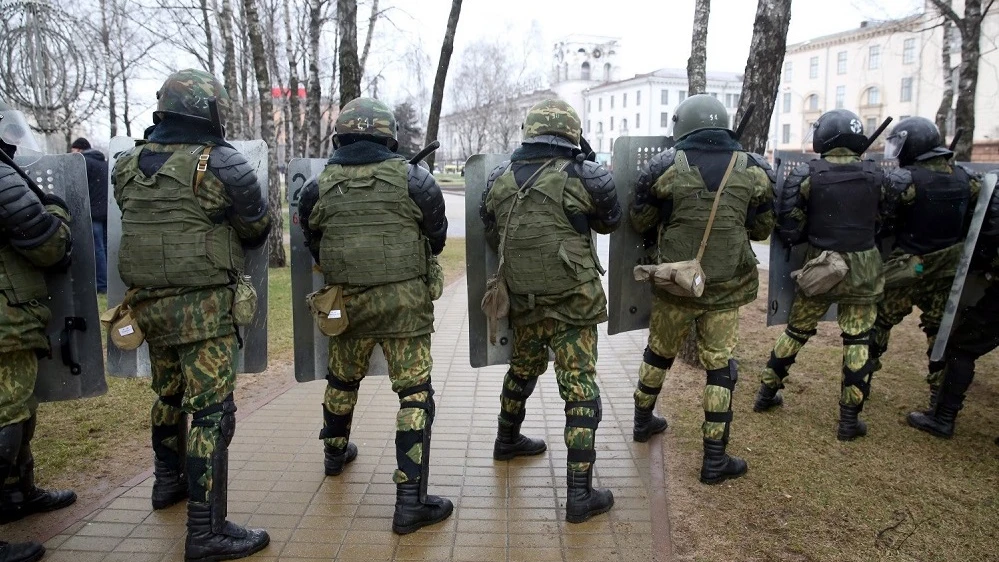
xmin=241 ymin=0 xmax=286 ymax=267
xmin=306 ymin=0 xmax=330 ymax=156
xmin=217 ymin=0 xmax=244 ymax=138
xmin=425 ymin=0 xmax=463 ymax=171
xmin=687 ymin=0 xmax=711 ymax=95
xmin=735 ymin=0 xmax=793 ymax=154
xmin=338 ymin=0 xmax=361 ymax=107
xmin=935 ymin=9 xmax=956 ymax=139
xmin=359 ymin=0 xmax=379 ymax=72
xmin=928 ymin=0 xmax=996 ymax=160
xmin=283 ymin=1 xmax=305 ymax=157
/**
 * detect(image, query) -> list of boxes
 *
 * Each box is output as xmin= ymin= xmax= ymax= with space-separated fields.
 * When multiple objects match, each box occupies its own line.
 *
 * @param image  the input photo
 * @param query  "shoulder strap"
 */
xmin=496 ymin=158 xmax=558 ymax=271
xmin=193 ymin=146 xmax=214 ymax=195
xmin=674 ymin=150 xmax=690 ymax=173
xmin=696 ymin=152 xmax=739 ymax=263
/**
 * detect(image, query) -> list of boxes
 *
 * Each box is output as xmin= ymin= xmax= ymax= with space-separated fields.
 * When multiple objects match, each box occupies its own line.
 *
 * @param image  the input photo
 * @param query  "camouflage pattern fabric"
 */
xmin=323 ymin=334 xmax=432 ymax=484
xmin=871 ymin=276 xmax=951 ymax=385
xmin=149 ymin=334 xmax=237 ymax=502
xmin=760 ymin=296 xmax=876 ymax=406
xmin=522 ymin=99 xmax=581 ymax=145
xmin=155 ymin=69 xmax=231 ymax=123
xmin=500 ymin=319 xmax=600 ymax=472
xmin=0 ymin=350 xmax=38 ymax=426
xmin=634 ymin=294 xmax=739 ymax=440
xmin=334 ymin=97 xmax=397 ymax=140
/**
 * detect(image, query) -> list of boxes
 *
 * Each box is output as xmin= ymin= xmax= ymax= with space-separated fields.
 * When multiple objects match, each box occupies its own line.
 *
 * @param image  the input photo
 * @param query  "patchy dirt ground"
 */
xmin=660 ymin=276 xmax=999 ymax=562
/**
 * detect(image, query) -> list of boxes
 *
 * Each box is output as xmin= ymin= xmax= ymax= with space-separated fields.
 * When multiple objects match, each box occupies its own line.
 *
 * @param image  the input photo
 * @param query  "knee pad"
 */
xmin=842 ymin=331 xmax=871 ymax=347
xmin=785 ymin=325 xmax=817 ymax=345
xmin=326 ymin=373 xmax=361 ymax=393
xmin=502 ymin=372 xmax=539 ymax=403
xmin=565 ymin=397 xmax=601 ymax=465
xmin=192 ymin=393 xmax=237 ymax=446
xmin=158 ymin=392 xmax=184 ymax=410
xmin=642 ymin=346 xmax=674 ymax=370
xmin=396 ymin=383 xmax=435 ymax=481
xmin=319 ymin=405 xmax=352 ymax=440
xmin=766 ymin=350 xmax=796 ymax=382
xmin=706 ymin=363 xmax=738 ymax=392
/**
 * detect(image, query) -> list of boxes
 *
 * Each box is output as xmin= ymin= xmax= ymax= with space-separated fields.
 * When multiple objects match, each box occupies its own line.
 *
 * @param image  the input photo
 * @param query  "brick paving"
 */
xmin=33 ymin=280 xmax=662 ymax=561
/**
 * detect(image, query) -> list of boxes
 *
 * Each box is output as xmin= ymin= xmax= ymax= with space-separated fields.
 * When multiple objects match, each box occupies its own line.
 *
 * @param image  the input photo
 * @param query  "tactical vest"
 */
xmin=658 ymin=150 xmax=754 ymax=283
xmin=807 ymin=159 xmax=881 ymax=252
xmin=0 ymin=241 xmax=48 ymax=304
xmin=896 ymin=166 xmax=971 ymax=255
xmin=115 ymin=143 xmax=244 ymax=288
xmin=492 ymin=159 xmax=600 ymax=297
xmin=315 ymin=160 xmax=427 ymax=286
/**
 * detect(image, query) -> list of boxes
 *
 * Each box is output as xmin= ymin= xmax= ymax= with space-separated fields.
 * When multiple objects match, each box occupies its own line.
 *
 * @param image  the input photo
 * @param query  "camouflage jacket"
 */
xmin=0 ymin=203 xmax=72 ymax=355
xmin=481 ymin=146 xmax=620 ymax=328
xmin=112 ymin=141 xmax=271 ymax=347
xmin=630 ymin=140 xmax=775 ymax=311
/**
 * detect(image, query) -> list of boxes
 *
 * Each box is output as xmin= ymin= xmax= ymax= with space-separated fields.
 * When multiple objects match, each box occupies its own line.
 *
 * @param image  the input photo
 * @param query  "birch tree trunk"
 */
xmin=241 ymin=0 xmax=286 ymax=267
xmin=337 ymin=0 xmax=361 ymax=108
xmin=359 ymin=0 xmax=379 ymax=73
xmin=199 ymin=0 xmax=217 ymax=75
xmin=687 ymin=0 xmax=710 ymax=95
xmin=218 ymin=0 xmax=243 ymax=138
xmin=425 ymin=0 xmax=463 ymax=172
xmin=935 ymin=4 xmax=955 ymax=139
xmin=735 ymin=0 xmax=793 ymax=154
xmin=283 ymin=1 xmax=304 ymax=157
xmin=307 ymin=0 xmax=325 ymax=157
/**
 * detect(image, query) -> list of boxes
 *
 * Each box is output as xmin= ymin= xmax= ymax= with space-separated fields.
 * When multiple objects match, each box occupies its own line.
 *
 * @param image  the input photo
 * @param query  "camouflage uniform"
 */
xmin=299 ymin=97 xmax=452 ymax=535
xmin=114 ymin=69 xmax=271 ymax=561
xmin=0 ymin=102 xmax=79 ymax=532
xmin=480 ymin=98 xmax=620 ymax=523
xmin=629 ymin=94 xmax=774 ymax=484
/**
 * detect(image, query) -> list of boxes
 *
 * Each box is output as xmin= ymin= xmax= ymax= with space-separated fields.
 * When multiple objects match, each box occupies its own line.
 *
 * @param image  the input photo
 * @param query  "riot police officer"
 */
xmin=755 ymin=109 xmax=890 ymax=441
xmin=298 ymin=97 xmax=452 ymax=535
xmin=0 ymin=101 xmax=76 ymax=562
xmin=113 ymin=69 xmax=271 ymax=561
xmin=480 ymin=99 xmax=620 ymax=522
xmin=872 ymin=117 xmax=980 ymax=411
xmin=629 ymin=94 xmax=775 ymax=484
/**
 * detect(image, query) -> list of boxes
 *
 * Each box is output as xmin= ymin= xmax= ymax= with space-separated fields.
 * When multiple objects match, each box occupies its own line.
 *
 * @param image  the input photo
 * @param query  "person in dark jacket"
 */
xmin=70 ymin=137 xmax=108 ymax=293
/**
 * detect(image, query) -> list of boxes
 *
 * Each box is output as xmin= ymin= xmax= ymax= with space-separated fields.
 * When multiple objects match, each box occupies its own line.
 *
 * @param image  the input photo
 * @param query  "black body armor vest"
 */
xmin=806 ymin=159 xmax=881 ymax=252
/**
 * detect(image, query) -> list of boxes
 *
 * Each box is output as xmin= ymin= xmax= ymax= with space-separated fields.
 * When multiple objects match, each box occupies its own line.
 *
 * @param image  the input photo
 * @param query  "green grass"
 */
xmin=439 ymin=237 xmax=466 ymax=285
xmin=436 ymin=173 xmax=465 ymax=187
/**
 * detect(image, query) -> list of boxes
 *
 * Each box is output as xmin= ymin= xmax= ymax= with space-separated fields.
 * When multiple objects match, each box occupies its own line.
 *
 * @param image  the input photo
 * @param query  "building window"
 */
xmin=610 ymin=116 xmax=614 ymax=130
xmin=782 ymin=124 xmax=791 ymax=144
xmin=782 ymin=92 xmax=791 ymax=113
xmin=900 ymin=77 xmax=913 ymax=102
xmin=597 ymin=121 xmax=603 ymax=133
xmin=581 ymin=61 xmax=591 ymax=80
xmin=784 ymin=61 xmax=792 ymax=82
xmin=678 ymin=90 xmax=687 ymax=102
xmin=598 ymin=98 xmax=602 ymax=111
xmin=660 ymin=112 xmax=669 ymax=127
xmin=837 ymin=51 xmax=847 ymax=74
xmin=609 ymin=137 xmax=614 ymax=151
xmin=604 ymin=62 xmax=612 ymax=81
xmin=661 ymin=89 xmax=668 ymax=104
xmin=866 ymin=117 xmax=877 ymax=132
xmin=587 ymin=100 xmax=591 ymax=112
xmin=835 ymin=86 xmax=845 ymax=109
xmin=869 ymin=45 xmax=880 ymax=70
xmin=621 ymin=118 xmax=628 ymax=132
xmin=636 ymin=113 xmax=640 ymax=128
xmin=806 ymin=94 xmax=819 ymax=111
xmin=866 ymin=86 xmax=881 ymax=106
xmin=637 ymin=90 xmax=641 ymax=105
xmin=809 ymin=56 xmax=819 ymax=79
xmin=586 ymin=120 xmax=591 ymax=134
xmin=903 ymin=38 xmax=916 ymax=64
xmin=725 ymin=93 xmax=740 ymax=108
xmin=623 ymin=93 xmax=628 ymax=107
xmin=610 ymin=95 xmax=615 ymax=109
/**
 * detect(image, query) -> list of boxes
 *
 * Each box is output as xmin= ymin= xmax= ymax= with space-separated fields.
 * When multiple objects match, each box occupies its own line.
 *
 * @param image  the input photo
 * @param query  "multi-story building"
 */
xmin=581 ymin=68 xmax=744 ymax=156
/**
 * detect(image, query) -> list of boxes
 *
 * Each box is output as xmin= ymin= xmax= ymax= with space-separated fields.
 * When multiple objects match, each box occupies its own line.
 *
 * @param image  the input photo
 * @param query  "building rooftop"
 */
xmin=786 ymin=14 xmax=924 ymax=52
xmin=585 ymin=67 xmax=744 ymax=93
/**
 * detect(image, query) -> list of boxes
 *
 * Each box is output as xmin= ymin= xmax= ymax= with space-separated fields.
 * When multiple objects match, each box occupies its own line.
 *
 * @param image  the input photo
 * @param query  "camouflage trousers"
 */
xmin=501 ymin=318 xmax=600 ymax=472
xmin=324 ymin=335 xmax=432 ymax=484
xmin=870 ymin=281 xmax=950 ymax=386
xmin=636 ymin=297 xmax=740 ymax=441
xmin=149 ymin=334 xmax=237 ymax=503
xmin=0 ymin=350 xmax=38 ymax=427
xmin=760 ymin=295 xmax=876 ymax=406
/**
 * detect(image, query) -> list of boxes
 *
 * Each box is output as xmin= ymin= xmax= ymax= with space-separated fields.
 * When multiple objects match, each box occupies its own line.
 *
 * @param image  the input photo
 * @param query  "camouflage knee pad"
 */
xmin=704 ymin=360 xmax=737 ymax=441
xmin=394 ymin=383 xmax=434 ymax=485
xmin=188 ymin=393 xmax=236 ymax=506
xmin=635 ymin=347 xmax=673 ymax=410
xmin=841 ymin=332 xmax=875 ymax=405
xmin=565 ymin=396 xmax=601 ymax=472
xmin=321 ymin=374 xmax=361 ymax=449
xmin=499 ymin=372 xmax=539 ymax=427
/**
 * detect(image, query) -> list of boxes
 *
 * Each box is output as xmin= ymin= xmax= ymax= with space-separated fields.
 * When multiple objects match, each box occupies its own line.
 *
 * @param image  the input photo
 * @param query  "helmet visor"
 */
xmin=883 ymin=130 xmax=908 ymax=161
xmin=0 ymin=110 xmax=40 ymax=153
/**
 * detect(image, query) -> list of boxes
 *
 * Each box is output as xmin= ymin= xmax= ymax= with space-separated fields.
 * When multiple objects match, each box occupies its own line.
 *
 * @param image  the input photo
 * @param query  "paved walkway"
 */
xmin=35 ymin=281 xmax=662 ymax=561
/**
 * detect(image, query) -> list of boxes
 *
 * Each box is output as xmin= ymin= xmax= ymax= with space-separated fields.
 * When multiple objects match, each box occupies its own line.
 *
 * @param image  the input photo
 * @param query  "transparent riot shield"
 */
xmin=606 ymin=136 xmax=674 ymax=335
xmin=15 ymin=152 xmax=107 ymax=401
xmin=106 ymin=137 xmax=269 ymax=376
xmin=286 ymin=158 xmax=388 ymax=381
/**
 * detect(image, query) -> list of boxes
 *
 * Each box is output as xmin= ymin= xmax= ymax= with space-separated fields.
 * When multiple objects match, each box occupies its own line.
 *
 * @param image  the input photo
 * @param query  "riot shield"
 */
xmin=14 ymin=153 xmax=107 ymax=402
xmin=464 ymin=154 xmax=512 ymax=367
xmin=930 ymin=172 xmax=997 ymax=362
xmin=106 ymin=137 xmax=269 ymax=376
xmin=286 ymin=158 xmax=388 ymax=381
xmin=607 ymin=136 xmax=674 ymax=335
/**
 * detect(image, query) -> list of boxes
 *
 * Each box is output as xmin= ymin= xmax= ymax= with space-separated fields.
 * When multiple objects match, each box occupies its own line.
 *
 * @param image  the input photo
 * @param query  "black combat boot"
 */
xmin=392 ymin=481 xmax=454 ymax=535
xmin=923 ymin=384 xmax=940 ymax=415
xmin=184 ymin=502 xmax=270 ymax=562
xmin=907 ymin=401 xmax=961 ymax=438
xmin=0 ymin=541 xmax=45 ymax=562
xmin=324 ymin=442 xmax=358 ymax=476
xmin=152 ymin=413 xmax=188 ymax=510
xmin=699 ymin=438 xmax=748 ymax=484
xmin=633 ymin=405 xmax=668 ymax=442
xmin=565 ymin=468 xmax=614 ymax=523
xmin=0 ymin=417 xmax=75 ymax=524
xmin=836 ymin=403 xmax=868 ymax=441
xmin=752 ymin=382 xmax=783 ymax=412
xmin=493 ymin=422 xmax=546 ymax=460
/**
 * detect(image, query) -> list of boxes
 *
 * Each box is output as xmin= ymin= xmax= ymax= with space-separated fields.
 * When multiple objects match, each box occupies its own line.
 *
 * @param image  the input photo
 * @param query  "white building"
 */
xmin=581 ymin=68 xmax=744 ymax=156
xmin=771 ymin=4 xmax=999 ymax=160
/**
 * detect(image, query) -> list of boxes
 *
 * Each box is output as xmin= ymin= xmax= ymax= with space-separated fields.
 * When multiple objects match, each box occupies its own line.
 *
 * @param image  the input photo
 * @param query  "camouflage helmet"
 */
xmin=334 ymin=97 xmax=398 ymax=150
xmin=522 ymin=99 xmax=581 ymax=146
xmin=671 ymin=94 xmax=731 ymax=140
xmin=154 ymin=68 xmax=231 ymax=128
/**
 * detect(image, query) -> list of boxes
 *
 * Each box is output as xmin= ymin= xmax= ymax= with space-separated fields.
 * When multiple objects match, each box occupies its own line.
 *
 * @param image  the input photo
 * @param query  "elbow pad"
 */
xmin=408 ymin=163 xmax=447 ymax=254
xmin=210 ymin=146 xmax=268 ymax=222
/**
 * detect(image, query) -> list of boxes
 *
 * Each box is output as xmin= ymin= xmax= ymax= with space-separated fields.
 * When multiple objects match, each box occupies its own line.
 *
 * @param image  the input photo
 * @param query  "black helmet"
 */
xmin=884 ymin=116 xmax=952 ymax=165
xmin=810 ymin=109 xmax=867 ymax=154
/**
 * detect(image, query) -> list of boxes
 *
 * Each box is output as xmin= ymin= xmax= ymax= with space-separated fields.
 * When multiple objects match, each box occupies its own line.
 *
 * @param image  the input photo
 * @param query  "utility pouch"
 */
xmin=633 ymin=261 xmax=706 ymax=298
xmin=792 ymin=250 xmax=849 ymax=296
xmin=882 ymin=253 xmax=924 ymax=290
xmin=101 ymin=290 xmax=145 ymax=350
xmin=307 ymin=284 xmax=349 ymax=337
xmin=232 ymin=275 xmax=258 ymax=326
